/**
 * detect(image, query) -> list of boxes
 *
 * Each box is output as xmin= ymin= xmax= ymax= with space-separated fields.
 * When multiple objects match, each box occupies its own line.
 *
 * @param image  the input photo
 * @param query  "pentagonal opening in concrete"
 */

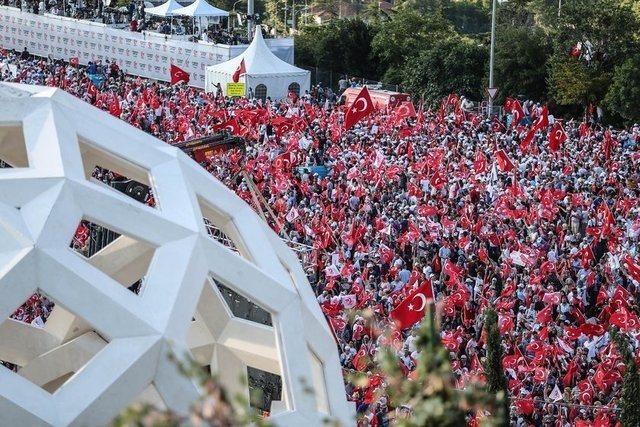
xmin=0 ymin=125 xmax=28 ymax=168
xmin=78 ymin=138 xmax=157 ymax=209
xmin=68 ymin=218 xmax=155 ymax=295
xmin=0 ymin=289 xmax=110 ymax=394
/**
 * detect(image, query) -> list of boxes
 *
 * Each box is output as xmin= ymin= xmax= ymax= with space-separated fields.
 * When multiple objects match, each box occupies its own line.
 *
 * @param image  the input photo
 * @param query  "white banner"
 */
xmin=0 ymin=6 xmax=294 ymax=88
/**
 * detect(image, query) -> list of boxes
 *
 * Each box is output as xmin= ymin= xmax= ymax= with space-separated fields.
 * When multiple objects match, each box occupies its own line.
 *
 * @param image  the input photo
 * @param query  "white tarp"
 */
xmin=173 ymin=0 xmax=229 ymax=17
xmin=205 ymin=28 xmax=309 ymax=100
xmin=146 ymin=0 xmax=184 ymax=17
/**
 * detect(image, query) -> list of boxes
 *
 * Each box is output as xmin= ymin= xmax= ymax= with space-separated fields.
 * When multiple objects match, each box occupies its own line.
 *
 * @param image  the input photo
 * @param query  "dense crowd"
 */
xmin=2 ymin=49 xmax=640 ymax=427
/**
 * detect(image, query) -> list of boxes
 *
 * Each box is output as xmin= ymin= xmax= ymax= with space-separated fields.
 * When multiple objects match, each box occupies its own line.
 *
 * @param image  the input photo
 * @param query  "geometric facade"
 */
xmin=0 ymin=83 xmax=353 ymax=426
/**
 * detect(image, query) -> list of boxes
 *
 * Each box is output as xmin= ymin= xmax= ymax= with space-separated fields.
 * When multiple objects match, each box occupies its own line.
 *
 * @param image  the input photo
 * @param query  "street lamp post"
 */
xmin=488 ymin=0 xmax=497 ymax=116
xmin=247 ymin=0 xmax=254 ymax=40
xmin=292 ymin=0 xmax=295 ymax=31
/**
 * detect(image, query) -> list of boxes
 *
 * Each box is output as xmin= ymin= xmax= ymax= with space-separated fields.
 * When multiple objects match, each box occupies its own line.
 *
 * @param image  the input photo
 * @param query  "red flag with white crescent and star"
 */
xmin=532 ymin=105 xmax=549 ymax=130
xmin=170 ymin=64 xmax=190 ymax=85
xmin=392 ymin=101 xmax=416 ymax=122
xmin=344 ymin=86 xmax=374 ymax=130
xmin=430 ymin=170 xmax=447 ymax=189
xmin=87 ymin=81 xmax=98 ymax=99
xmin=232 ymin=58 xmax=246 ymax=83
xmin=390 ymin=281 xmax=434 ymax=330
xmin=510 ymin=100 xmax=525 ymax=127
xmin=474 ymin=150 xmax=487 ymax=174
xmin=494 ymin=149 xmax=515 ymax=172
xmin=548 ymin=122 xmax=568 ymax=152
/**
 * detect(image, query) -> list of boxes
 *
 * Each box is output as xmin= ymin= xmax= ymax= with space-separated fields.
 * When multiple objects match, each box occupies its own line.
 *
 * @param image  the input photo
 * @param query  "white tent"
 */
xmin=173 ymin=0 xmax=229 ymax=17
xmin=145 ymin=0 xmax=183 ymax=16
xmin=205 ymin=28 xmax=310 ymax=101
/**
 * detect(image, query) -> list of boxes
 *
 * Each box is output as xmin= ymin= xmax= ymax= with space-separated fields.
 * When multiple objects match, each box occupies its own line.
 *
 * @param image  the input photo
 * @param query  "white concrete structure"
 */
xmin=0 ymin=82 xmax=353 ymax=427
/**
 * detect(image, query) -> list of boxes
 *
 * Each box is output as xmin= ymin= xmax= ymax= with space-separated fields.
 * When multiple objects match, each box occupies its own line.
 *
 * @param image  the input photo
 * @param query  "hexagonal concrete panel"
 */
xmin=0 ymin=83 xmax=353 ymax=427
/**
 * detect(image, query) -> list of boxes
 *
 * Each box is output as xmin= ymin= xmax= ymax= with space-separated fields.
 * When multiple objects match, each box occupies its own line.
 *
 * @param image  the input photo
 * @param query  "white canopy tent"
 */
xmin=173 ymin=0 xmax=229 ymax=17
xmin=205 ymin=28 xmax=310 ymax=101
xmin=173 ymin=0 xmax=229 ymax=38
xmin=145 ymin=0 xmax=184 ymax=17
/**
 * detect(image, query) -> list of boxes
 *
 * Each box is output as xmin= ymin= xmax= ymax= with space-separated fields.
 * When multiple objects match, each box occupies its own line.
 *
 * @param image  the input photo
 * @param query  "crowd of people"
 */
xmin=2 ymin=48 xmax=640 ymax=427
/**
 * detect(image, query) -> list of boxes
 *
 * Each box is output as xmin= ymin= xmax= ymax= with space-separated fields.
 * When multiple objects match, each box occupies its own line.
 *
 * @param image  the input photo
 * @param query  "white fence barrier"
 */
xmin=0 ymin=6 xmax=294 ymax=88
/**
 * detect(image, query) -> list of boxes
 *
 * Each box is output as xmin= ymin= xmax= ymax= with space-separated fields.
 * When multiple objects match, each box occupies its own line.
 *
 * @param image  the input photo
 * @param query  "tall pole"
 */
xmin=488 ymin=0 xmax=497 ymax=116
xmin=292 ymin=0 xmax=296 ymax=31
xmin=247 ymin=0 xmax=254 ymax=40
xmin=284 ymin=2 xmax=287 ymax=34
xmin=558 ymin=0 xmax=562 ymax=17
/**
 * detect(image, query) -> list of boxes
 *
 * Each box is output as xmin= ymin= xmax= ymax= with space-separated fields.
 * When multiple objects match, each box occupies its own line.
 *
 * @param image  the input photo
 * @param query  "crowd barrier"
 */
xmin=0 ymin=6 xmax=294 ymax=88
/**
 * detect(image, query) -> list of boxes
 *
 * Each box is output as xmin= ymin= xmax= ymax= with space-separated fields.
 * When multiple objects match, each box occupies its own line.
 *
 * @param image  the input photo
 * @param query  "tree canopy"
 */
xmin=292 ymin=0 xmax=640 ymax=123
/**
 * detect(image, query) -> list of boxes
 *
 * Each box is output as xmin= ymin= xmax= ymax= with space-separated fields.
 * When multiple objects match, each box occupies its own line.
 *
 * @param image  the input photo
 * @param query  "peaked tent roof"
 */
xmin=173 ymin=0 xmax=229 ymax=17
xmin=210 ymin=28 xmax=307 ymax=76
xmin=146 ymin=0 xmax=184 ymax=16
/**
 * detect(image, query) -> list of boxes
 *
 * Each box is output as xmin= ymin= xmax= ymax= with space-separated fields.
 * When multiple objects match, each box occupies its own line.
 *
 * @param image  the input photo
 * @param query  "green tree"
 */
xmin=604 ymin=55 xmax=640 ymax=123
xmin=401 ymin=37 xmax=488 ymax=105
xmin=443 ymin=1 xmax=490 ymax=35
xmin=393 ymin=0 xmax=444 ymax=16
xmin=547 ymin=55 xmax=610 ymax=107
xmin=494 ymin=26 xmax=551 ymax=102
xmin=371 ymin=9 xmax=455 ymax=83
xmin=294 ymin=18 xmax=378 ymax=79
xmin=611 ymin=327 xmax=640 ymax=427
xmin=542 ymin=0 xmax=640 ymax=110
xmin=483 ymin=306 xmax=509 ymax=427
xmin=552 ymin=0 xmax=640 ymax=67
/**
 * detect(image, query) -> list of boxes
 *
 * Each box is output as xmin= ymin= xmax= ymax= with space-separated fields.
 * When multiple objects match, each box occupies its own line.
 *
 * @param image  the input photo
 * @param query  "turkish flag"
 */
xmin=273 ymin=151 xmax=293 ymax=171
xmin=352 ymin=347 xmax=370 ymax=371
xmin=430 ymin=170 xmax=446 ymax=189
xmin=87 ymin=81 xmax=98 ymax=98
xmin=329 ymin=317 xmax=346 ymax=332
xmin=519 ymin=128 xmax=536 ymax=153
xmin=497 ymin=313 xmax=514 ymax=335
xmin=586 ymin=226 xmax=604 ymax=239
xmin=474 ymin=151 xmax=487 ymax=174
xmin=170 ymin=64 xmax=190 ymax=85
xmin=610 ymin=308 xmax=640 ymax=331
xmin=510 ymin=100 xmax=525 ymax=127
xmin=596 ymin=286 xmax=609 ymax=305
xmin=504 ymin=97 xmax=515 ymax=112
xmin=494 ymin=149 xmax=515 ymax=172
xmin=492 ymin=116 xmax=506 ymax=132
xmin=532 ymin=105 xmax=549 ymax=130
xmin=537 ymin=304 xmax=553 ymax=323
xmin=232 ymin=58 xmax=246 ymax=83
xmin=571 ymin=42 xmax=582 ymax=59
xmin=542 ymin=292 xmax=562 ymax=305
xmin=344 ymin=86 xmax=374 ymax=130
xmin=579 ymin=323 xmax=605 ymax=337
xmin=621 ymin=254 xmax=640 ymax=283
xmin=109 ymin=95 xmax=122 ymax=117
xmin=212 ymin=117 xmax=241 ymax=135
xmin=393 ymin=101 xmax=416 ymax=120
xmin=593 ymin=366 xmax=607 ymax=391
xmin=514 ymin=398 xmax=534 ymax=416
xmin=390 ymin=281 xmax=434 ymax=330
xmin=69 ymin=56 xmax=79 ymax=66
xmin=548 ymin=122 xmax=567 ymax=152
